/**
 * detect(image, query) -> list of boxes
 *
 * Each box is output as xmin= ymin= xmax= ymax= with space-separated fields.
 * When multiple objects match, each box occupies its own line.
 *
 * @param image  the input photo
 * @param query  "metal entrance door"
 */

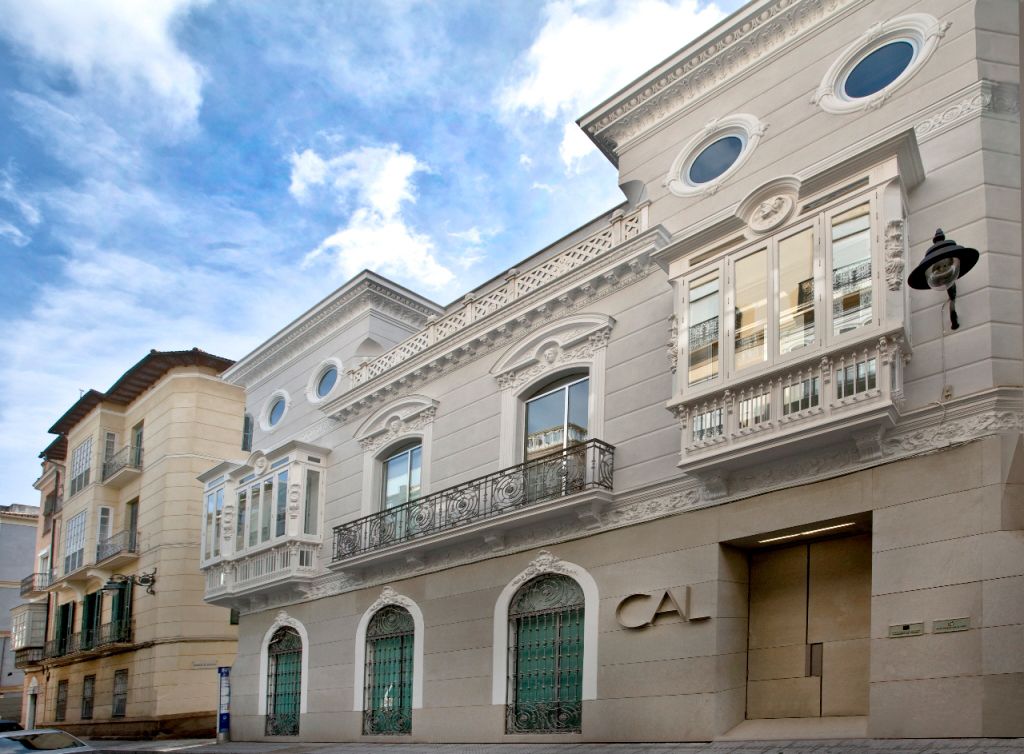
xmin=506 ymin=574 xmax=584 ymax=733
xmin=265 ymin=627 xmax=301 ymax=736
xmin=363 ymin=605 xmax=414 ymax=734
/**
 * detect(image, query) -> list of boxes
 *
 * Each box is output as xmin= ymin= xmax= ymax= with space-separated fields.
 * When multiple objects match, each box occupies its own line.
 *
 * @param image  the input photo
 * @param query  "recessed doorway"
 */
xmin=746 ymin=532 xmax=871 ymax=719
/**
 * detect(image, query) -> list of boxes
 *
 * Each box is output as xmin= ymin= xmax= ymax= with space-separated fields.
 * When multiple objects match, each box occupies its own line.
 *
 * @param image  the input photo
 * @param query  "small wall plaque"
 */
xmin=933 ymin=617 xmax=970 ymax=633
xmin=888 ymin=622 xmax=924 ymax=638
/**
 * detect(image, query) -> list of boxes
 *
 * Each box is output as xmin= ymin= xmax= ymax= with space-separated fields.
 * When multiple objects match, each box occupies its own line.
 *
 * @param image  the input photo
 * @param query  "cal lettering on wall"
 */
xmin=614 ymin=586 xmax=711 ymax=629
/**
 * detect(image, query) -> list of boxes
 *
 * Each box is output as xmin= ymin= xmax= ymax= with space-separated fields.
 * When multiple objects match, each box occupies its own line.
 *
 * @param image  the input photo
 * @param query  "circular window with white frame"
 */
xmin=261 ymin=390 xmax=290 ymax=431
xmin=665 ymin=114 xmax=767 ymax=198
xmin=814 ymin=13 xmax=950 ymax=114
xmin=306 ymin=358 xmax=343 ymax=404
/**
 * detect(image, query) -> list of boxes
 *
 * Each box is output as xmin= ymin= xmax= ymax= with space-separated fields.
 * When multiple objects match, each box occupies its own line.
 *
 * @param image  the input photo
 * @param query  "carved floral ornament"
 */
xmin=355 ymin=395 xmax=439 ymax=452
xmin=491 ymin=313 xmax=615 ymax=391
xmin=813 ymin=13 xmax=951 ymax=115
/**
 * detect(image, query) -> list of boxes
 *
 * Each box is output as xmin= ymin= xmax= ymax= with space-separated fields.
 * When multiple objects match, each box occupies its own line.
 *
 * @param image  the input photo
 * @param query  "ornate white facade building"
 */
xmin=200 ymin=0 xmax=1022 ymax=741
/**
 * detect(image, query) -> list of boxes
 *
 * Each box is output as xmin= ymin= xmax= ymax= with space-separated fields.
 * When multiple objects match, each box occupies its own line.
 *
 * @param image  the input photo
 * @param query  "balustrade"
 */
xmin=347 ymin=208 xmax=646 ymax=387
xmin=674 ymin=337 xmax=903 ymax=461
xmin=333 ymin=439 xmax=614 ymax=562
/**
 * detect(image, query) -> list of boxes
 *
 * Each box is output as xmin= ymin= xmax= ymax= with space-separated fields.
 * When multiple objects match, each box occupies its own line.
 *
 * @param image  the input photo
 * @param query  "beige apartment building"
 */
xmin=15 ymin=349 xmax=245 ymax=737
xmin=200 ymin=0 xmax=1021 ymax=742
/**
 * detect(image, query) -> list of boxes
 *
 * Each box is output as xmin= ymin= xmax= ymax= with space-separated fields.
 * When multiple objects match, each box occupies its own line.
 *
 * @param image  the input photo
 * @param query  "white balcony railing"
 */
xmin=347 ymin=206 xmax=647 ymax=387
xmin=203 ymin=540 xmax=319 ymax=602
xmin=672 ymin=335 xmax=905 ymax=470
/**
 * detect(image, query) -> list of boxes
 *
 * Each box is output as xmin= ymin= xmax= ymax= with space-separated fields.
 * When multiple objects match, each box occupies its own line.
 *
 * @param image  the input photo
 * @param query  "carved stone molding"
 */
xmin=366 ymin=585 xmax=416 ymax=615
xmin=509 ymin=551 xmax=574 ymax=589
xmin=666 ymin=315 xmax=679 ymax=374
xmin=492 ymin=314 xmax=615 ymax=391
xmin=327 ymin=235 xmax=662 ymax=424
xmin=736 ymin=176 xmax=801 ymax=236
xmin=582 ymin=0 xmax=858 ymax=162
xmin=356 ymin=395 xmax=439 ymax=452
xmin=884 ymin=219 xmax=906 ymax=291
xmin=915 ymin=81 xmax=1020 ymax=142
xmin=224 ymin=279 xmax=440 ymax=389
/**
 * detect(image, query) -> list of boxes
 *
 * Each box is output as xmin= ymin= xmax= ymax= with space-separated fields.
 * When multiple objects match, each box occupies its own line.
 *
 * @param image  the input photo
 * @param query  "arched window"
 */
xmin=265 ymin=627 xmax=302 ymax=736
xmin=506 ymin=574 xmax=585 ymax=734
xmin=363 ymin=605 xmax=414 ymax=735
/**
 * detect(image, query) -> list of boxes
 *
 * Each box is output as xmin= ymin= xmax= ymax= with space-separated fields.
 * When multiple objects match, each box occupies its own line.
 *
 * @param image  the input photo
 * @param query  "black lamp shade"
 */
xmin=908 ymin=229 xmax=979 ymax=290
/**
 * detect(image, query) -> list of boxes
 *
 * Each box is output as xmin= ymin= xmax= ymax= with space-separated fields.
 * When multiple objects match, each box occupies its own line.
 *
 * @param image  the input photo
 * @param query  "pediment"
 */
xmin=355 ymin=394 xmax=439 ymax=450
xmin=490 ymin=313 xmax=615 ymax=382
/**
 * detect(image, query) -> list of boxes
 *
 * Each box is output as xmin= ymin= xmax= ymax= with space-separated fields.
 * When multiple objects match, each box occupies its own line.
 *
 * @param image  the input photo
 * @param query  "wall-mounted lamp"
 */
xmin=908 ymin=229 xmax=978 ymax=330
xmin=102 ymin=569 xmax=157 ymax=595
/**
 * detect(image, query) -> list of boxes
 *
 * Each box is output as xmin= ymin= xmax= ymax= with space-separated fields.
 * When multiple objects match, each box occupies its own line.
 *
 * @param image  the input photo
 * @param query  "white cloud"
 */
xmin=305 ymin=209 xmax=454 ymax=290
xmin=0 ymin=165 xmax=42 ymax=226
xmin=559 ymin=121 xmax=600 ymax=174
xmin=531 ymin=182 xmax=556 ymax=193
xmin=295 ymin=144 xmax=455 ymax=292
xmin=519 ymin=153 xmax=534 ymax=168
xmin=449 ymin=227 xmax=483 ymax=244
xmin=288 ymin=149 xmax=329 ymax=201
xmin=500 ymin=0 xmax=726 ymax=171
xmin=0 ymin=220 xmax=30 ymax=247
xmin=0 ymin=0 xmax=206 ymax=131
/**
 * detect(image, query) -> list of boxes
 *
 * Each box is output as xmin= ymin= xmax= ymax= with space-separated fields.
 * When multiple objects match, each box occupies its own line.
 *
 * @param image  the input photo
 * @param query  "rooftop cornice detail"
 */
xmin=223 ymin=277 xmax=442 ymax=389
xmin=579 ymin=0 xmax=861 ymax=163
xmin=343 ymin=206 xmax=648 ymax=392
xmin=324 ymin=223 xmax=668 ymax=424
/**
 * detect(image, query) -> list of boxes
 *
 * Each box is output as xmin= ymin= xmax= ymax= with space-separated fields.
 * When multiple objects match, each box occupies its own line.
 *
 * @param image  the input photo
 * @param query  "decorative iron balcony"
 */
xmin=96 ymin=529 xmax=139 ymax=564
xmin=44 ymin=621 xmax=132 ymax=660
xmin=333 ymin=439 xmax=614 ymax=562
xmin=20 ymin=571 xmax=51 ymax=596
xmin=102 ymin=445 xmax=144 ymax=485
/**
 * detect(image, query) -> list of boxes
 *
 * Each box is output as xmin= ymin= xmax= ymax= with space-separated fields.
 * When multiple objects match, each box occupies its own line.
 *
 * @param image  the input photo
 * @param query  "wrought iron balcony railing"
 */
xmin=333 ymin=439 xmax=614 ymax=562
xmin=96 ymin=529 xmax=139 ymax=562
xmin=102 ymin=444 xmax=144 ymax=481
xmin=20 ymin=571 xmax=51 ymax=595
xmin=44 ymin=621 xmax=132 ymax=660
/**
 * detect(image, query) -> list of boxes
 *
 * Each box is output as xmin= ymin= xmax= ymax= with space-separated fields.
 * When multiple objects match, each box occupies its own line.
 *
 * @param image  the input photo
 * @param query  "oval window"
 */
xmin=316 ymin=367 xmax=337 ymax=398
xmin=688 ymin=136 xmax=744 ymax=185
xmin=268 ymin=397 xmax=285 ymax=426
xmin=843 ymin=40 xmax=915 ymax=99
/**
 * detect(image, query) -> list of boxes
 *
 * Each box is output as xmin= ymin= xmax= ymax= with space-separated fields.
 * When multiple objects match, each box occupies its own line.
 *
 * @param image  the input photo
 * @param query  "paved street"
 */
xmin=86 ymin=739 xmax=1024 ymax=754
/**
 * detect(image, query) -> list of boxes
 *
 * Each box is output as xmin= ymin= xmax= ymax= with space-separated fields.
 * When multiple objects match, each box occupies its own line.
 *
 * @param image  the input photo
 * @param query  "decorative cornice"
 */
xmin=242 ymin=389 xmax=1021 ymax=615
xmin=223 ymin=276 xmax=441 ymax=389
xmin=580 ymin=0 xmax=861 ymax=163
xmin=914 ymin=80 xmax=1020 ymax=142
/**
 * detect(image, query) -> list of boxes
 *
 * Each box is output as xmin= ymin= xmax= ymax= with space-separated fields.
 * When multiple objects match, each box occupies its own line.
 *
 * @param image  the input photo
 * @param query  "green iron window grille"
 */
xmin=506 ymin=574 xmax=584 ymax=734
xmin=54 ymin=680 xmax=68 ymax=722
xmin=265 ymin=627 xmax=302 ymax=736
xmin=363 ymin=605 xmax=414 ymax=735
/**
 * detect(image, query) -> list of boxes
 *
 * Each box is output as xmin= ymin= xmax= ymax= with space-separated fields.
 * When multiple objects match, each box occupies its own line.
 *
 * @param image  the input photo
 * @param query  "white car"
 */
xmin=0 ymin=730 xmax=93 ymax=754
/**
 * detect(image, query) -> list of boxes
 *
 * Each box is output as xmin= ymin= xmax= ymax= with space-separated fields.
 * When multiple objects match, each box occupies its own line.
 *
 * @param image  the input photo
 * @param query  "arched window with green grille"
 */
xmin=265 ymin=626 xmax=302 ymax=736
xmin=506 ymin=573 xmax=584 ymax=733
xmin=363 ymin=605 xmax=414 ymax=734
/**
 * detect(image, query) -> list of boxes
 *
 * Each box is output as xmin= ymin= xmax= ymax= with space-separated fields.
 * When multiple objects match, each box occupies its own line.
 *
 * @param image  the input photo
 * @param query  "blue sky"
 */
xmin=0 ymin=0 xmax=740 ymax=504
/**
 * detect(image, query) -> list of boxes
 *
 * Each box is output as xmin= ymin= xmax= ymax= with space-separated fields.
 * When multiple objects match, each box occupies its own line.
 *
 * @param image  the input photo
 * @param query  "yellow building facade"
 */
xmin=18 ymin=349 xmax=246 ymax=737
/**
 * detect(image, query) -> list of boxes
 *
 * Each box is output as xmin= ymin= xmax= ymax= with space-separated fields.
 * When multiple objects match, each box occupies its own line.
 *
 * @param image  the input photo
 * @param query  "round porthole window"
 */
xmin=815 ymin=14 xmax=949 ymax=114
xmin=688 ymin=136 xmax=744 ymax=185
xmin=843 ymin=40 xmax=915 ymax=99
xmin=316 ymin=366 xmax=337 ymax=398
xmin=268 ymin=397 xmax=285 ymax=426
xmin=666 ymin=113 xmax=766 ymax=198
